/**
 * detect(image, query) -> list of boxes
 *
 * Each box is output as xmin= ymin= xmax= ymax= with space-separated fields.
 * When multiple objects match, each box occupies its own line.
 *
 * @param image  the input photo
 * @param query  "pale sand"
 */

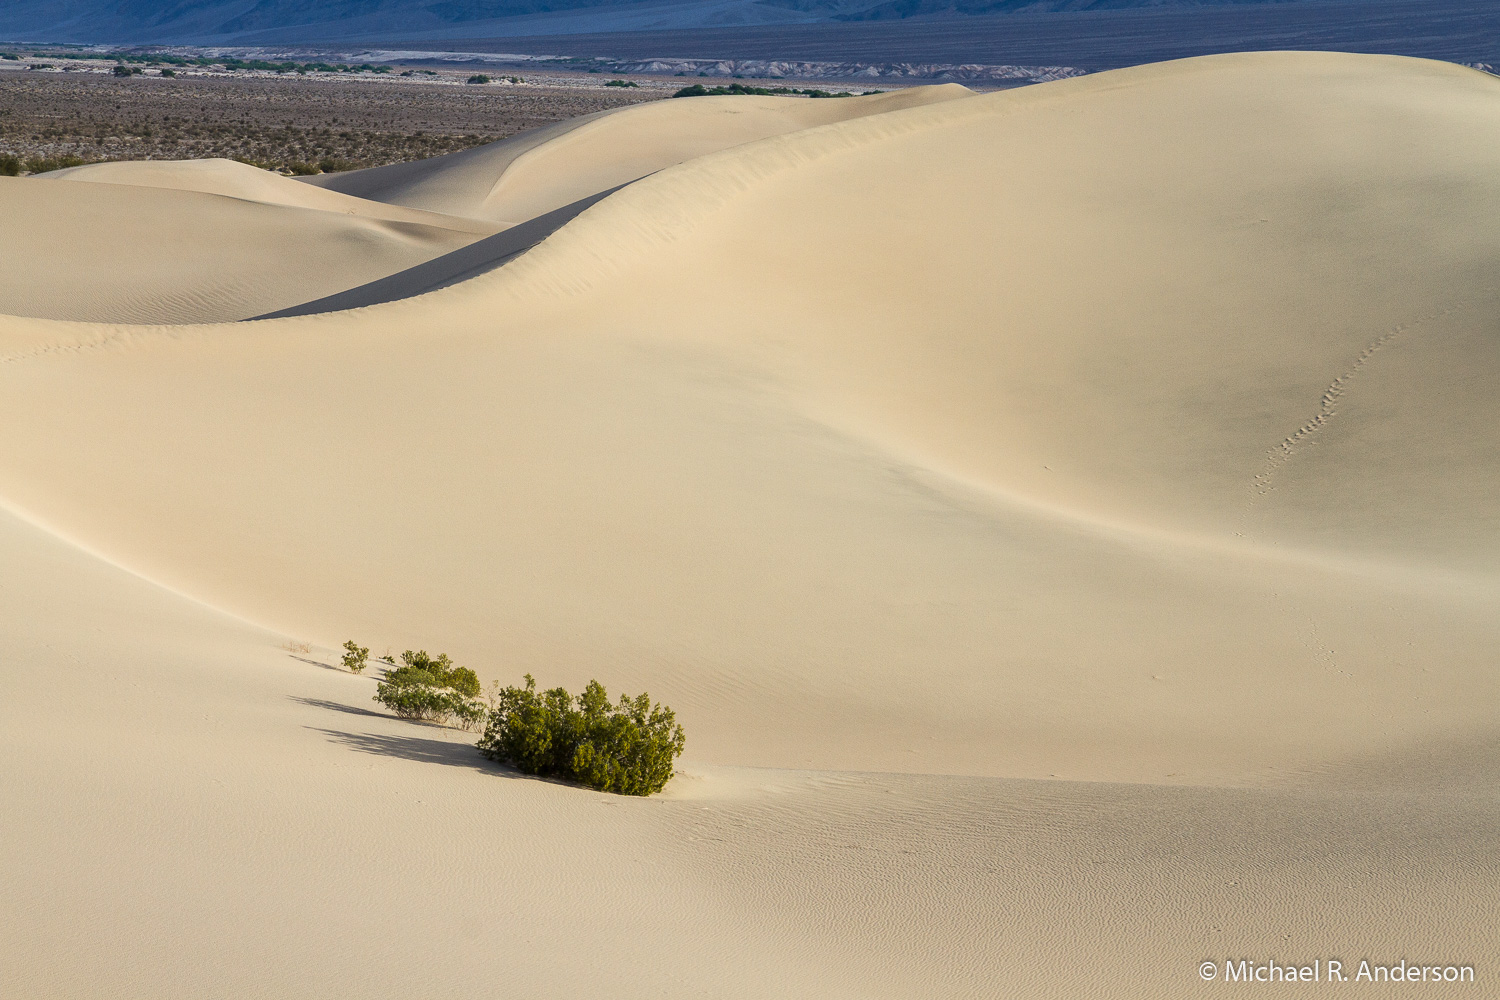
xmin=0 ymin=56 xmax=1495 ymax=996
xmin=0 ymin=176 xmax=497 ymax=324
xmin=307 ymin=85 xmax=976 ymax=222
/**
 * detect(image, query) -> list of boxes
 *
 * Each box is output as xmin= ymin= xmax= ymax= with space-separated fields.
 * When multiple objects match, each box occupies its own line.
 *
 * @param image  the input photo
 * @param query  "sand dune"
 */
xmin=309 ymin=86 xmax=975 ymax=222
xmin=47 ymin=157 xmax=503 ymax=233
xmin=0 ymin=175 xmax=493 ymax=323
xmin=0 ymin=56 xmax=1495 ymax=997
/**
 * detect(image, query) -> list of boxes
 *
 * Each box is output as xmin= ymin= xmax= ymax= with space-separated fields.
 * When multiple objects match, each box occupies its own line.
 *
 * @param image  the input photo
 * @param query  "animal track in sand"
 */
xmin=1251 ymin=329 xmax=1400 ymax=501
xmin=1248 ymin=300 xmax=1466 ymax=508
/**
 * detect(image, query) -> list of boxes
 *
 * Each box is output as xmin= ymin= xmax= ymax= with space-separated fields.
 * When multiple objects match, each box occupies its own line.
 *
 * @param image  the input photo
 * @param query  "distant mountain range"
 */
xmin=0 ymin=0 xmax=1334 ymax=45
xmin=2 ymin=0 xmax=1497 ymax=72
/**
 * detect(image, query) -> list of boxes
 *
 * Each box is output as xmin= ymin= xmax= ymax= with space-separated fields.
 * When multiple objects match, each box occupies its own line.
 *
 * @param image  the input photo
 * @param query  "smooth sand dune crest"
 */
xmin=0 ymin=177 xmax=491 ymax=323
xmin=477 ymin=52 xmax=1500 ymax=572
xmin=307 ymin=85 xmax=975 ymax=223
xmin=0 ymin=53 xmax=1496 ymax=998
xmin=0 ymin=53 xmax=1495 ymax=785
xmin=45 ymin=157 xmax=505 ymax=234
xmin=300 ymin=109 xmax=621 ymax=217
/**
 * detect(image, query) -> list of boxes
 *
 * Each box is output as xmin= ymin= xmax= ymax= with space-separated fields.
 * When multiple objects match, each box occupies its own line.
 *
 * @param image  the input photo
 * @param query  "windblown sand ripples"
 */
xmin=0 ymin=53 xmax=1494 ymax=998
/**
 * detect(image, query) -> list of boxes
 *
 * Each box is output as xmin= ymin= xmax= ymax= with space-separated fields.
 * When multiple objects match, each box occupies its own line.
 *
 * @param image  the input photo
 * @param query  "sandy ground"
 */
xmin=0 ymin=53 xmax=1496 ymax=997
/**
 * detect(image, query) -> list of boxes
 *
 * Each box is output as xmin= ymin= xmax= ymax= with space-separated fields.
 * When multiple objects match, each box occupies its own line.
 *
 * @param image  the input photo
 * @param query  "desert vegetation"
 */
xmin=0 ymin=71 xmax=660 ymax=175
xmin=349 ymin=638 xmax=685 ymax=794
xmin=373 ymin=649 xmax=487 ymax=730
xmin=478 ymin=675 xmax=686 ymax=796
xmin=672 ymin=82 xmax=879 ymax=99
xmin=18 ymin=50 xmax=395 ymax=76
xmin=340 ymin=640 xmax=369 ymax=674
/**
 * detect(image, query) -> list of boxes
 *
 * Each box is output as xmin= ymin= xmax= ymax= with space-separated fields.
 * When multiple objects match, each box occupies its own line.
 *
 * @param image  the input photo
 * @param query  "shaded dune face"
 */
xmin=306 ymin=85 xmax=976 ymax=223
xmin=0 ymin=176 xmax=494 ymax=324
xmin=514 ymin=52 xmax=1500 ymax=572
xmin=0 ymin=54 xmax=1495 ymax=786
xmin=0 ymin=86 xmax=971 ymax=325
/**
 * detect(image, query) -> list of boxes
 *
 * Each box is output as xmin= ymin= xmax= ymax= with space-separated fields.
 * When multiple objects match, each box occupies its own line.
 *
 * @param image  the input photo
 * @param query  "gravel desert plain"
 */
xmin=0 ymin=50 xmax=1497 ymax=998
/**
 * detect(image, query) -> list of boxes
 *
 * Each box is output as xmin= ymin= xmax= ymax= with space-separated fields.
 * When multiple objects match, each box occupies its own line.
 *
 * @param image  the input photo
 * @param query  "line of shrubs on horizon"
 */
xmin=0 ymin=153 xmax=87 ymax=175
xmin=2 ymin=50 xmax=394 ymax=75
xmin=671 ymin=82 xmax=882 ymax=99
xmin=0 ymin=151 xmax=367 ymax=177
xmin=340 ymin=641 xmax=685 ymax=796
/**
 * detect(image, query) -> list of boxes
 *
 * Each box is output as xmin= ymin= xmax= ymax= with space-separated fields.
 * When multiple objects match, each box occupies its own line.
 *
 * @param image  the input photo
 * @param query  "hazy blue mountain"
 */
xmin=0 ymin=0 xmax=1314 ymax=44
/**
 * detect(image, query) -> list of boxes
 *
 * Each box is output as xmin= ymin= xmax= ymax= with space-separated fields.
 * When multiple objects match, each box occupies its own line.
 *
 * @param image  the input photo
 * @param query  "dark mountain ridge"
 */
xmin=0 ymin=0 xmax=1358 ymax=45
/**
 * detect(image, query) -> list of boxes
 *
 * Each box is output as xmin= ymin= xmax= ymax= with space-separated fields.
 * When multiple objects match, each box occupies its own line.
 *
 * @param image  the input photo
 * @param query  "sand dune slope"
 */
xmin=0 ymin=176 xmax=490 ymax=323
xmin=0 ymin=53 xmax=1496 ymax=998
xmin=47 ymin=157 xmax=503 ymax=233
xmin=0 ymin=52 xmax=1493 ymax=777
xmin=309 ymin=86 xmax=975 ymax=222
xmin=0 ymin=501 xmax=1492 ymax=1000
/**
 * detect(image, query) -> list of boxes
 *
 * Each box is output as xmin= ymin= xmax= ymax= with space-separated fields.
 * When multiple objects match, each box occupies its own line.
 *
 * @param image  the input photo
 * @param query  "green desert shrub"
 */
xmin=395 ymin=649 xmax=481 ymax=696
xmin=341 ymin=640 xmax=369 ymax=674
xmin=604 ymin=79 xmax=638 ymax=88
xmin=377 ymin=683 xmax=486 ymax=729
xmin=374 ymin=649 xmax=485 ymax=729
xmin=23 ymin=155 xmax=85 ymax=174
xmin=160 ymin=68 xmax=176 ymax=77
xmin=0 ymin=154 xmax=20 ymax=177
xmin=466 ymin=74 xmax=491 ymax=85
xmin=478 ymin=675 xmax=685 ymax=796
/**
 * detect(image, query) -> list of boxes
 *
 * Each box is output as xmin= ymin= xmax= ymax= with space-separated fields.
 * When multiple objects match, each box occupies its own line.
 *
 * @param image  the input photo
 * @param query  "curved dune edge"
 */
xmin=45 ymin=157 xmax=507 ymax=233
xmin=305 ymin=85 xmax=976 ymax=223
xmin=3 ymin=490 xmax=1492 ymax=1000
xmin=0 ymin=52 xmax=1495 ymax=788
xmin=0 ymin=86 xmax=972 ymax=325
xmin=0 ymin=53 xmax=1496 ymax=999
xmin=0 ymin=176 xmax=494 ymax=324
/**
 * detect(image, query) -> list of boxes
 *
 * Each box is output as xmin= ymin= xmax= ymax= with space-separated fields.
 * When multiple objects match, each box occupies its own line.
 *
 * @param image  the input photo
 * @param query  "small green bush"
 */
xmin=604 ymin=79 xmax=638 ymax=88
xmin=160 ymin=68 xmax=176 ymax=77
xmin=374 ymin=649 xmax=485 ymax=729
xmin=466 ymin=74 xmax=491 ymax=85
xmin=478 ymin=675 xmax=685 ymax=796
xmin=23 ymin=155 xmax=85 ymax=174
xmin=394 ymin=650 xmax=481 ymax=697
xmin=0 ymin=154 xmax=20 ymax=177
xmin=341 ymin=640 xmax=369 ymax=674
xmin=376 ymin=683 xmax=486 ymax=729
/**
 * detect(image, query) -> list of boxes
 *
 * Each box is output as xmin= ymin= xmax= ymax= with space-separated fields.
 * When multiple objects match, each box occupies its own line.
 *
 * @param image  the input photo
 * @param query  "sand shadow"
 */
xmin=290 ymin=696 xmax=386 ymax=719
xmin=297 ymin=696 xmax=577 ymax=787
xmin=288 ymin=654 xmax=342 ymax=672
xmin=309 ymin=724 xmax=583 ymax=790
xmin=308 ymin=726 xmax=507 ymax=773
